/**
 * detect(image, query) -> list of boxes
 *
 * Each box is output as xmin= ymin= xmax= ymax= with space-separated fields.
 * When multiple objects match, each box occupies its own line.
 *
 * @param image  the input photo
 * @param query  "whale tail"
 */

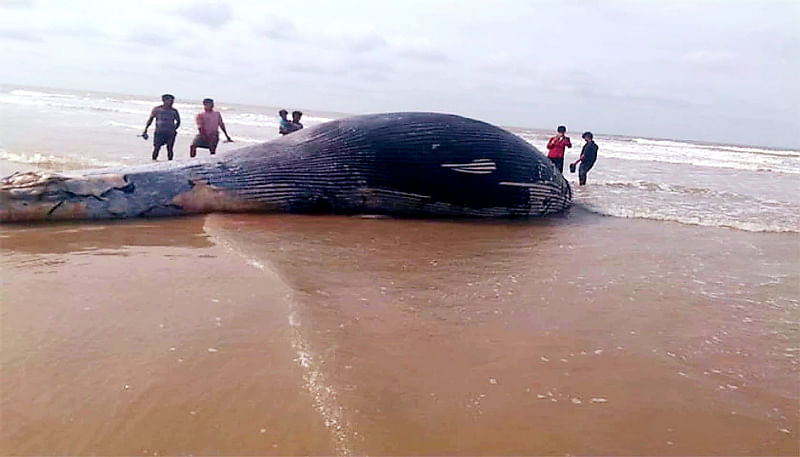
xmin=0 ymin=171 xmax=132 ymax=222
xmin=0 ymin=168 xmax=261 ymax=222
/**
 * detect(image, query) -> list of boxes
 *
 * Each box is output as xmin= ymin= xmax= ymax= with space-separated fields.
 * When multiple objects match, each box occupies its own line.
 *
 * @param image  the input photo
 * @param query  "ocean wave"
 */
xmin=515 ymin=132 xmax=551 ymax=144
xmin=225 ymin=116 xmax=278 ymax=128
xmin=4 ymin=88 xmax=336 ymax=129
xmin=574 ymin=179 xmax=799 ymax=233
xmin=0 ymin=94 xmax=151 ymax=115
xmin=106 ymin=121 xmax=192 ymax=137
xmin=3 ymin=91 xmax=186 ymax=116
xmin=3 ymin=96 xmax=332 ymax=129
xmin=103 ymin=97 xmax=256 ymax=115
xmin=595 ymin=149 xmax=800 ymax=175
xmin=591 ymin=179 xmax=771 ymax=201
xmin=104 ymin=121 xmax=271 ymax=143
xmin=630 ymin=137 xmax=800 ymax=158
xmin=0 ymin=149 xmax=124 ymax=170
xmin=576 ymin=202 xmax=799 ymax=233
xmin=9 ymin=89 xmax=78 ymax=99
xmin=516 ymin=133 xmax=800 ymax=175
xmin=107 ymin=120 xmax=143 ymax=130
xmin=106 ymin=98 xmax=202 ymax=112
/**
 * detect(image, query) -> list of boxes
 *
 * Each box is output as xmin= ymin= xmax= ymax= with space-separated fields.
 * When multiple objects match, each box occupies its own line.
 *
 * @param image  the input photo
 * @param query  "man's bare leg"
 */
xmin=166 ymin=137 xmax=175 ymax=161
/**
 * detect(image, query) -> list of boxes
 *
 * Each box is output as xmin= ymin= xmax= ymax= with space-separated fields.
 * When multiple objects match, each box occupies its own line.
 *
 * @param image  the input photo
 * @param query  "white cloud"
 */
xmin=173 ymin=1 xmax=234 ymax=28
xmin=0 ymin=27 xmax=42 ymax=42
xmin=0 ymin=0 xmax=797 ymax=147
xmin=125 ymin=28 xmax=179 ymax=47
xmin=1 ymin=0 xmax=35 ymax=8
xmin=258 ymin=16 xmax=297 ymax=41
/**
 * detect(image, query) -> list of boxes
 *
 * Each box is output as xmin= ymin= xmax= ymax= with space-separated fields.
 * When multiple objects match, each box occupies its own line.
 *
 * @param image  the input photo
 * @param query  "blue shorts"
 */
xmin=192 ymin=133 xmax=219 ymax=149
xmin=154 ymin=130 xmax=176 ymax=147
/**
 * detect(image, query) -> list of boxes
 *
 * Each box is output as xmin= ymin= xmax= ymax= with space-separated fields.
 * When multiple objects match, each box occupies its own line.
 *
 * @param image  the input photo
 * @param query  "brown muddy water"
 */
xmin=1 ymin=210 xmax=798 ymax=455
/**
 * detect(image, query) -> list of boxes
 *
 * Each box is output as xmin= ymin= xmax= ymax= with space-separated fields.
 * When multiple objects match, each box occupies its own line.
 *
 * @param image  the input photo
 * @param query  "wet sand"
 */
xmin=1 ymin=211 xmax=798 ymax=455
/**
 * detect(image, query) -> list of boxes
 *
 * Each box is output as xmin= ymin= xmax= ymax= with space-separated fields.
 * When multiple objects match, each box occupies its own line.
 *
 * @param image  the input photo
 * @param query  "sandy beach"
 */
xmin=2 ymin=210 xmax=797 ymax=455
xmin=2 ymin=0 xmax=799 ymax=451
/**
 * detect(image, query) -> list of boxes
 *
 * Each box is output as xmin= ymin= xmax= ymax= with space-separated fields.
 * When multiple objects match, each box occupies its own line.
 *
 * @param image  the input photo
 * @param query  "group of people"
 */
xmin=278 ymin=109 xmax=304 ymax=135
xmin=546 ymin=125 xmax=598 ymax=185
xmin=142 ymin=95 xmax=310 ymax=160
xmin=142 ymin=94 xmax=232 ymax=161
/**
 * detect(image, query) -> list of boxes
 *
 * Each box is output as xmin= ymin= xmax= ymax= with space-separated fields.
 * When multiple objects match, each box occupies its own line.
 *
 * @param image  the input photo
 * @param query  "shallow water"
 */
xmin=2 ymin=212 xmax=797 ymax=455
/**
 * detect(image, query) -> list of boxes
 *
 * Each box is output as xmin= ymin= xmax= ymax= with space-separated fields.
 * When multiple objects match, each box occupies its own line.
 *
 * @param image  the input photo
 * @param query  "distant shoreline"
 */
xmin=2 ymin=82 xmax=797 ymax=152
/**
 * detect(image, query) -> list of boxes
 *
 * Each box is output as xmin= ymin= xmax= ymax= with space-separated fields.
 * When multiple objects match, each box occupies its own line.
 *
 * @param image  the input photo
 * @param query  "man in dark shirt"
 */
xmin=571 ymin=131 xmax=598 ymax=185
xmin=142 ymin=94 xmax=181 ymax=161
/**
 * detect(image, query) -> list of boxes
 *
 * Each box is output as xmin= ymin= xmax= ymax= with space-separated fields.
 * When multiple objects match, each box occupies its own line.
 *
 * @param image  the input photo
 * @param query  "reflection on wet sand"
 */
xmin=1 ymin=211 xmax=798 ymax=455
xmin=0 ymin=216 xmax=211 ymax=254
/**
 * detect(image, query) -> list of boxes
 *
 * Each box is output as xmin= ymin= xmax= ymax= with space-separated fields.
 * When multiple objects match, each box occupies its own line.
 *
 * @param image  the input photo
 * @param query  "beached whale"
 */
xmin=0 ymin=112 xmax=571 ymax=222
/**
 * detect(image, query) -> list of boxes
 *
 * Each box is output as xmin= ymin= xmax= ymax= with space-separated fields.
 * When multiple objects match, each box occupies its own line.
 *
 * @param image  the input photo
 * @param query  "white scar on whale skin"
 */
xmin=441 ymin=159 xmax=497 ymax=174
xmin=207 ymin=225 xmax=355 ymax=456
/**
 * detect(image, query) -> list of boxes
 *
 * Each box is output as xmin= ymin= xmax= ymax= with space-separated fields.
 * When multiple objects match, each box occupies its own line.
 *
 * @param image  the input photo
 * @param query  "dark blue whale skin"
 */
xmin=0 ymin=112 xmax=571 ymax=222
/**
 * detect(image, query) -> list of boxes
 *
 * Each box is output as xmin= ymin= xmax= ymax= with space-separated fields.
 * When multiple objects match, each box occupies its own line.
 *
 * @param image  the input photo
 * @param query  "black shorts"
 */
xmin=549 ymin=157 xmax=564 ymax=174
xmin=192 ymin=134 xmax=219 ymax=149
xmin=154 ymin=130 xmax=176 ymax=147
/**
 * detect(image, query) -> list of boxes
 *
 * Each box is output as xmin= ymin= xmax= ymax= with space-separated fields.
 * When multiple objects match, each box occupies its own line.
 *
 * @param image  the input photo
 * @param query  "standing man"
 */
xmin=190 ymin=98 xmax=232 ymax=158
xmin=571 ymin=131 xmax=598 ymax=185
xmin=142 ymin=94 xmax=180 ymax=161
xmin=546 ymin=125 xmax=571 ymax=174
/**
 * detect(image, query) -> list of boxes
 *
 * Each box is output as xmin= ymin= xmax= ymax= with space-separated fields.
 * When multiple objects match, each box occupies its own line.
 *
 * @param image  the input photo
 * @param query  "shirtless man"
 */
xmin=190 ymin=98 xmax=232 ymax=157
xmin=142 ymin=94 xmax=180 ymax=161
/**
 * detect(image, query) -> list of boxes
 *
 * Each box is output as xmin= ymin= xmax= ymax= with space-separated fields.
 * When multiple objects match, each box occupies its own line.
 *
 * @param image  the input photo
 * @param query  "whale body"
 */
xmin=0 ymin=112 xmax=571 ymax=222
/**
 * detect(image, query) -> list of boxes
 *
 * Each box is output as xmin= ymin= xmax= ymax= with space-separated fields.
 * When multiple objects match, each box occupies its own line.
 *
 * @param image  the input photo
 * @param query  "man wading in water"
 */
xmin=142 ymin=94 xmax=180 ymax=161
xmin=570 ymin=131 xmax=598 ymax=185
xmin=190 ymin=98 xmax=233 ymax=157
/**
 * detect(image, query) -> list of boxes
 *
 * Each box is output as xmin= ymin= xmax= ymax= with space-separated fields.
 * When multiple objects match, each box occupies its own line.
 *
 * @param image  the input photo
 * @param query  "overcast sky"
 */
xmin=1 ymin=0 xmax=798 ymax=148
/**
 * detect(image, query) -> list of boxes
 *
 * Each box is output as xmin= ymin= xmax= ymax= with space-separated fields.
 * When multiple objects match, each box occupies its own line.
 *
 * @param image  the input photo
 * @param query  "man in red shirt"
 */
xmin=546 ymin=125 xmax=572 ymax=174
